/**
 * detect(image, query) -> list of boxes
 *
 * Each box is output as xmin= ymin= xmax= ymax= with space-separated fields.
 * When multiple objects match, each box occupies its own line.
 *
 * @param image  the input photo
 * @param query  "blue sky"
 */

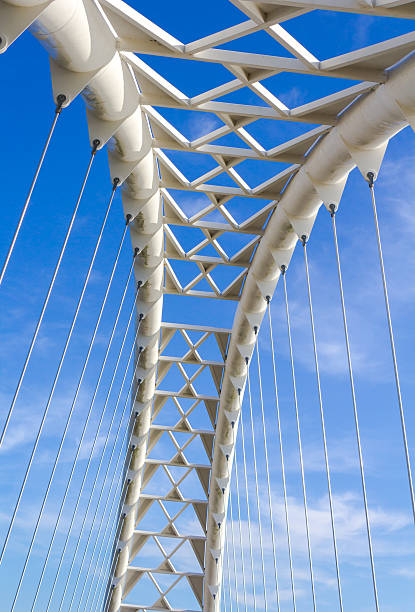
xmin=1 ymin=2 xmax=415 ymax=611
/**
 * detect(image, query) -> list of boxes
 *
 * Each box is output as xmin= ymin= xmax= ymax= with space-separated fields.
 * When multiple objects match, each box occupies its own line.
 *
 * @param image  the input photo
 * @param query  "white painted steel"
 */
xmin=3 ymin=1 xmax=415 ymax=610
xmin=204 ymin=55 xmax=415 ymax=610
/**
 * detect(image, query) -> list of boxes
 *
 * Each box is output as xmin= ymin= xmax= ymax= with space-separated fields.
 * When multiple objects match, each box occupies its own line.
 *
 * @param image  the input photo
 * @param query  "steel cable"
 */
xmin=0 ymin=138 xmax=99 ymax=447
xmin=81 ymin=348 xmax=144 ymax=611
xmin=65 ymin=318 xmax=145 ymax=611
xmin=329 ymin=206 xmax=379 ymax=610
xmin=234 ymin=450 xmax=248 ymax=612
xmin=246 ymin=358 xmax=268 ymax=612
xmin=29 ymin=228 xmax=132 ymax=611
xmin=302 ymin=237 xmax=343 ymax=611
xmin=42 ymin=251 xmax=136 ymax=612
xmin=368 ymin=176 xmax=415 ymax=523
xmin=266 ymin=298 xmax=296 ymax=611
xmin=282 ymin=267 xmax=316 ymax=611
xmin=225 ymin=530 xmax=234 ymax=612
xmin=228 ymin=491 xmax=240 ymax=611
xmin=239 ymin=396 xmax=257 ymax=612
xmin=8 ymin=181 xmax=119 ymax=610
xmin=89 ymin=367 xmax=144 ymax=612
xmin=0 ymin=95 xmax=66 ymax=285
xmin=255 ymin=333 xmax=281 ymax=611
xmin=0 ymin=140 xmax=100 ymax=566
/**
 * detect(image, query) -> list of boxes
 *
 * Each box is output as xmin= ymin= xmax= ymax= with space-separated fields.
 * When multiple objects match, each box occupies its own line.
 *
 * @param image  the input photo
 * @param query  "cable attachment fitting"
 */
xmin=301 ymin=234 xmax=307 ymax=247
xmin=367 ymin=171 xmax=375 ymax=189
xmin=329 ymin=203 xmax=336 ymax=218
xmin=112 ymin=177 xmax=120 ymax=191
xmin=91 ymin=139 xmax=100 ymax=155
xmin=138 ymin=312 xmax=144 ymax=322
xmin=245 ymin=356 xmax=249 ymax=366
xmin=254 ymin=325 xmax=258 ymax=335
xmin=134 ymin=247 xmax=140 ymax=259
xmin=55 ymin=94 xmax=66 ymax=113
xmin=266 ymin=295 xmax=271 ymax=305
xmin=237 ymin=387 xmax=241 ymax=397
xmin=281 ymin=264 xmax=286 ymax=276
xmin=125 ymin=213 xmax=132 ymax=226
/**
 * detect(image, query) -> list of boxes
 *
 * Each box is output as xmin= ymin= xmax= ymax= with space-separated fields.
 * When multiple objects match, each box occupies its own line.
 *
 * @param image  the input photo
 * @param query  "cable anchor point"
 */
xmin=367 ymin=171 xmax=375 ymax=189
xmin=55 ymin=94 xmax=66 ymax=114
xmin=281 ymin=264 xmax=286 ymax=275
xmin=112 ymin=177 xmax=120 ymax=191
xmin=329 ymin=203 xmax=336 ymax=217
xmin=301 ymin=234 xmax=307 ymax=247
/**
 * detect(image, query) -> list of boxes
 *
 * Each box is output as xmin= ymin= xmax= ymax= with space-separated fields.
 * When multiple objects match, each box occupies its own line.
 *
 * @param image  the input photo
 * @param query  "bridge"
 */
xmin=0 ymin=1 xmax=414 ymax=611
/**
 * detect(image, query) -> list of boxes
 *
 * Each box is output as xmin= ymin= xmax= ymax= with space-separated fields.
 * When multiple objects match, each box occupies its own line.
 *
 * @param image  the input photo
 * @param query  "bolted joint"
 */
xmin=138 ymin=312 xmax=144 ymax=322
xmin=367 ymin=171 xmax=375 ymax=188
xmin=125 ymin=213 xmax=132 ymax=226
xmin=329 ymin=203 xmax=336 ymax=217
xmin=245 ymin=356 xmax=249 ymax=366
xmin=92 ymin=138 xmax=100 ymax=154
xmin=266 ymin=295 xmax=271 ymax=305
xmin=254 ymin=325 xmax=258 ymax=335
xmin=134 ymin=247 xmax=140 ymax=258
xmin=56 ymin=94 xmax=66 ymax=113
xmin=281 ymin=264 xmax=286 ymax=275
xmin=301 ymin=234 xmax=307 ymax=246
xmin=112 ymin=177 xmax=120 ymax=191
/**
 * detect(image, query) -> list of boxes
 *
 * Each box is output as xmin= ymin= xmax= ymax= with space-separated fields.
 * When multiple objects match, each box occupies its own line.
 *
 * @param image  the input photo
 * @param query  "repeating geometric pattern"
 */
xmin=98 ymin=0 xmax=415 ymax=301
xmin=4 ymin=1 xmax=415 ymax=610
xmin=121 ymin=323 xmax=230 ymax=610
xmin=93 ymin=0 xmax=415 ymax=608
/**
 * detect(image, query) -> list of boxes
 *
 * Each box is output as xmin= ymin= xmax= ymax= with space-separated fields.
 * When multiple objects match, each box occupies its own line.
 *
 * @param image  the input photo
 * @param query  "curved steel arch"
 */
xmin=2 ymin=1 xmax=415 ymax=611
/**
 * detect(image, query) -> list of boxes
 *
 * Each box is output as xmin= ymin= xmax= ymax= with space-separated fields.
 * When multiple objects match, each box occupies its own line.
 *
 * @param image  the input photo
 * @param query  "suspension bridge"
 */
xmin=0 ymin=1 xmax=415 ymax=610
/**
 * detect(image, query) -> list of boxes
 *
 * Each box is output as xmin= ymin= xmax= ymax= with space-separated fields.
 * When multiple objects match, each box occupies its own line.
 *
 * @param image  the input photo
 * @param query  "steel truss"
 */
xmin=2 ymin=0 xmax=415 ymax=610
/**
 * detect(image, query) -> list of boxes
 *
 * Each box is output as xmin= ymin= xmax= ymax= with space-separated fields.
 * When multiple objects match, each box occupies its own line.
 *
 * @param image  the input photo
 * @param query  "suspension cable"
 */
xmin=42 ymin=255 xmax=137 ymax=612
xmin=0 ymin=95 xmax=66 ymax=285
xmin=225 ymin=528 xmax=234 ymax=612
xmin=65 ymin=327 xmax=145 ymax=612
xmin=228 ymin=490 xmax=240 ymax=612
xmin=239 ymin=394 xmax=257 ymax=612
xmin=367 ymin=174 xmax=415 ymax=523
xmin=301 ymin=236 xmax=343 ymax=611
xmin=56 ymin=338 xmax=143 ymax=612
xmin=29 ymin=233 xmax=133 ymax=612
xmin=255 ymin=331 xmax=281 ymax=611
xmin=246 ymin=357 xmax=268 ymax=612
xmin=266 ymin=298 xmax=296 ymax=611
xmin=0 ymin=140 xmax=101 ymax=565
xmin=8 ymin=181 xmax=120 ymax=609
xmin=0 ymin=138 xmax=100 ymax=447
xmin=79 ymin=346 xmax=144 ymax=611
xmin=329 ymin=205 xmax=380 ymax=610
xmin=234 ymin=449 xmax=248 ymax=612
xmin=89 ymin=365 xmax=144 ymax=612
xmin=282 ymin=267 xmax=316 ymax=611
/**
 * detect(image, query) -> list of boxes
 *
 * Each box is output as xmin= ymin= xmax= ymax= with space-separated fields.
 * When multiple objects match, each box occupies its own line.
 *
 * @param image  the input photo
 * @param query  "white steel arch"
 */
xmin=2 ymin=1 xmax=415 ymax=611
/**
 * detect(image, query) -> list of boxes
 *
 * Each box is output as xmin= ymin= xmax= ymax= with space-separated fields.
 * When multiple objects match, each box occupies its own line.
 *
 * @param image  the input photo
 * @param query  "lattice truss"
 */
xmin=90 ymin=0 xmax=415 ymax=302
xmin=4 ymin=0 xmax=415 ymax=610
xmin=120 ymin=323 xmax=230 ymax=611
xmin=95 ymin=0 xmax=415 ymax=609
